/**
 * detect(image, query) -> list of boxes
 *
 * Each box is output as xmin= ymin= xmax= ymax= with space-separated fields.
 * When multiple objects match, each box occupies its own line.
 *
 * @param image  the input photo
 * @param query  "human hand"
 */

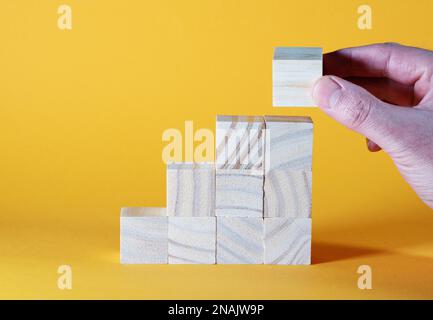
xmin=312 ymin=43 xmax=433 ymax=209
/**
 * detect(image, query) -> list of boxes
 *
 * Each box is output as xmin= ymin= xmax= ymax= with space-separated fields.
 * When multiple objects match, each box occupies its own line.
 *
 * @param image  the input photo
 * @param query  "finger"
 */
xmin=346 ymin=77 xmax=416 ymax=106
xmin=324 ymin=43 xmax=433 ymax=88
xmin=366 ymin=138 xmax=382 ymax=152
xmin=312 ymin=75 xmax=411 ymax=151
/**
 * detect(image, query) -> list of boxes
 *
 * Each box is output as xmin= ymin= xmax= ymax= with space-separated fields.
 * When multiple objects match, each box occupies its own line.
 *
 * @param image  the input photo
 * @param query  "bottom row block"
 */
xmin=120 ymin=208 xmax=311 ymax=265
xmin=217 ymin=217 xmax=264 ymax=264
xmin=120 ymin=208 xmax=168 ymax=264
xmin=216 ymin=217 xmax=311 ymax=265
xmin=264 ymin=218 xmax=311 ymax=265
xmin=168 ymin=217 xmax=216 ymax=264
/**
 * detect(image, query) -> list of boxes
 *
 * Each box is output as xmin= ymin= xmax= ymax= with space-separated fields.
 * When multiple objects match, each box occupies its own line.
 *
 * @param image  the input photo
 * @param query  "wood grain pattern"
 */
xmin=273 ymin=47 xmax=322 ymax=107
xmin=264 ymin=218 xmax=311 ymax=265
xmin=216 ymin=217 xmax=264 ymax=264
xmin=121 ymin=207 xmax=166 ymax=217
xmin=264 ymin=170 xmax=312 ymax=218
xmin=216 ymin=115 xmax=265 ymax=171
xmin=167 ymin=163 xmax=215 ymax=217
xmin=264 ymin=116 xmax=313 ymax=171
xmin=215 ymin=169 xmax=263 ymax=217
xmin=264 ymin=116 xmax=313 ymax=218
xmin=120 ymin=208 xmax=168 ymax=264
xmin=168 ymin=217 xmax=216 ymax=264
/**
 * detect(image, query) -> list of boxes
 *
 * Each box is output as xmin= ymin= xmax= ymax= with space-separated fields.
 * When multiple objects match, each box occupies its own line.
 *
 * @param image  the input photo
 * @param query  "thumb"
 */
xmin=312 ymin=76 xmax=400 ymax=148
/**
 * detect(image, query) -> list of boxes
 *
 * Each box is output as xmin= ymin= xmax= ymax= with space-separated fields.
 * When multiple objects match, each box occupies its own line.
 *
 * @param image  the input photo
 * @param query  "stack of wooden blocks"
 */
xmin=120 ymin=47 xmax=322 ymax=265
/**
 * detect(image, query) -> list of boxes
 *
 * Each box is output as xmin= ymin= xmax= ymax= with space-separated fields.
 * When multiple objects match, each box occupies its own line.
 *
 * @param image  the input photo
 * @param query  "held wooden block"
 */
xmin=264 ymin=170 xmax=312 ymax=218
xmin=264 ymin=116 xmax=313 ymax=171
xmin=216 ymin=115 xmax=265 ymax=171
xmin=216 ymin=217 xmax=264 ymax=264
xmin=168 ymin=217 xmax=216 ymax=264
xmin=167 ymin=162 xmax=215 ymax=217
xmin=273 ymin=47 xmax=322 ymax=107
xmin=215 ymin=169 xmax=263 ymax=217
xmin=264 ymin=218 xmax=311 ymax=265
xmin=120 ymin=207 xmax=168 ymax=264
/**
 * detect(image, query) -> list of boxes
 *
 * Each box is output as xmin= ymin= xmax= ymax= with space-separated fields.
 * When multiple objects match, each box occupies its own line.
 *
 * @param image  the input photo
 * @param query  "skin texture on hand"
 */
xmin=312 ymin=43 xmax=433 ymax=209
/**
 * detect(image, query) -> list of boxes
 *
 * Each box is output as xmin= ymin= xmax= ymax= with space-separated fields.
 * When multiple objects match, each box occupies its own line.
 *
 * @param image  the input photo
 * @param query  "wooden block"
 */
xmin=215 ymin=115 xmax=265 ymax=218
xmin=264 ymin=170 xmax=312 ymax=218
xmin=120 ymin=207 xmax=168 ymax=264
xmin=168 ymin=217 xmax=216 ymax=264
xmin=273 ymin=47 xmax=322 ymax=107
xmin=216 ymin=217 xmax=264 ymax=264
xmin=216 ymin=115 xmax=265 ymax=171
xmin=215 ymin=169 xmax=263 ymax=217
xmin=264 ymin=217 xmax=311 ymax=265
xmin=121 ymin=207 xmax=166 ymax=217
xmin=264 ymin=116 xmax=313 ymax=171
xmin=167 ymin=162 xmax=215 ymax=217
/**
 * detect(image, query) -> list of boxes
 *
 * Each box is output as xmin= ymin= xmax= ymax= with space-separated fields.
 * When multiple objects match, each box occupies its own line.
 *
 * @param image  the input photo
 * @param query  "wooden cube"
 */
xmin=264 ymin=116 xmax=313 ymax=171
xmin=216 ymin=217 xmax=264 ymax=264
xmin=120 ymin=207 xmax=168 ymax=264
xmin=168 ymin=217 xmax=216 ymax=264
xmin=167 ymin=162 xmax=215 ymax=217
xmin=216 ymin=115 xmax=265 ymax=171
xmin=264 ymin=217 xmax=311 ymax=265
xmin=215 ymin=169 xmax=263 ymax=217
xmin=264 ymin=170 xmax=312 ymax=218
xmin=264 ymin=116 xmax=313 ymax=218
xmin=273 ymin=47 xmax=322 ymax=107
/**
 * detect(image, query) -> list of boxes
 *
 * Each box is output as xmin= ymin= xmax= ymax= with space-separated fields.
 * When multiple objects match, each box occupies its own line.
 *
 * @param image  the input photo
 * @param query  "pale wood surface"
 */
xmin=168 ymin=217 xmax=216 ymax=264
xmin=121 ymin=207 xmax=166 ymax=217
xmin=216 ymin=217 xmax=264 ymax=264
xmin=264 ymin=116 xmax=313 ymax=171
xmin=120 ymin=216 xmax=168 ymax=264
xmin=216 ymin=115 xmax=265 ymax=171
xmin=167 ymin=162 xmax=215 ymax=217
xmin=264 ymin=170 xmax=312 ymax=218
xmin=264 ymin=116 xmax=313 ymax=218
xmin=264 ymin=217 xmax=311 ymax=265
xmin=264 ymin=115 xmax=312 ymax=123
xmin=215 ymin=169 xmax=263 ymax=217
xmin=274 ymin=47 xmax=322 ymax=60
xmin=273 ymin=47 xmax=322 ymax=107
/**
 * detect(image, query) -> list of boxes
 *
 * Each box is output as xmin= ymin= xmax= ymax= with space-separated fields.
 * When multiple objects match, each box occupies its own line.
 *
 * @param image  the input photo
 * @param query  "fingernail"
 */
xmin=312 ymin=76 xmax=342 ymax=109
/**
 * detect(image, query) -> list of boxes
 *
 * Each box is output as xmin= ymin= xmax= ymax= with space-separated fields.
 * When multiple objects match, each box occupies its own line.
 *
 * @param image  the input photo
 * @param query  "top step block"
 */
xmin=216 ymin=115 xmax=266 ymax=172
xmin=273 ymin=47 xmax=323 ymax=107
xmin=265 ymin=116 xmax=313 ymax=171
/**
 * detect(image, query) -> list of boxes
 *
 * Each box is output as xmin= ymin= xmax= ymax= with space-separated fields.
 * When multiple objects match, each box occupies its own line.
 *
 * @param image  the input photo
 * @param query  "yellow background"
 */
xmin=1 ymin=0 xmax=432 ymax=299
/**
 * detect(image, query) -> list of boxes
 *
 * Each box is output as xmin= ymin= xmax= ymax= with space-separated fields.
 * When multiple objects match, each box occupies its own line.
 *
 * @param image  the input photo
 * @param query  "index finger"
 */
xmin=324 ymin=43 xmax=433 ymax=86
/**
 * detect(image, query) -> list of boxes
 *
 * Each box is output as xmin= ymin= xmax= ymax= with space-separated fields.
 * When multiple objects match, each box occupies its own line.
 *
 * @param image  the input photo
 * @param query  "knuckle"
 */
xmin=348 ymin=99 xmax=373 ymax=128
